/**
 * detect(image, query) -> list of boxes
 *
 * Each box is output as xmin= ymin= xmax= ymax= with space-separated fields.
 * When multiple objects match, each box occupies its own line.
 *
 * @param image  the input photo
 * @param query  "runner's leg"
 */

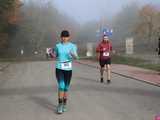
xmin=63 ymin=70 xmax=72 ymax=112
xmin=56 ymin=69 xmax=65 ymax=114
xmin=107 ymin=64 xmax=111 ymax=81
xmin=100 ymin=60 xmax=105 ymax=83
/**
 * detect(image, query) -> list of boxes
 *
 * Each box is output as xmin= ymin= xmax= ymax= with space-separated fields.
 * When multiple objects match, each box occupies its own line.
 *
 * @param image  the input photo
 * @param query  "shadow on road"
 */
xmin=29 ymin=96 xmax=57 ymax=114
xmin=0 ymin=85 xmax=56 ymax=96
xmin=74 ymin=76 xmax=99 ymax=83
xmin=0 ymin=84 xmax=159 ymax=98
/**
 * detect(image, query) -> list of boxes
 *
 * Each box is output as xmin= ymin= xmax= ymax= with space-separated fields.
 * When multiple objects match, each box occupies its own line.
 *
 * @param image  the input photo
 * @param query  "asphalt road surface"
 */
xmin=0 ymin=61 xmax=159 ymax=120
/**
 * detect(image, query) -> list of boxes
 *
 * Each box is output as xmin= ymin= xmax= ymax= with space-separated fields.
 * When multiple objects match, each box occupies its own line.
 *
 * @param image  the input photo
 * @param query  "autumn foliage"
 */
xmin=0 ymin=0 xmax=21 ymax=49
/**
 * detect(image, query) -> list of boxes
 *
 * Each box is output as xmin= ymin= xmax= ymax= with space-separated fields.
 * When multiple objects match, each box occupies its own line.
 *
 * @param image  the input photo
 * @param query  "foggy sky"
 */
xmin=53 ymin=0 xmax=160 ymax=24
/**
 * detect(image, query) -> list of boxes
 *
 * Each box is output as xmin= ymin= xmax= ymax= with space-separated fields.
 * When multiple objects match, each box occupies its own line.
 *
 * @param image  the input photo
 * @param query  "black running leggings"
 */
xmin=56 ymin=69 xmax=72 ymax=92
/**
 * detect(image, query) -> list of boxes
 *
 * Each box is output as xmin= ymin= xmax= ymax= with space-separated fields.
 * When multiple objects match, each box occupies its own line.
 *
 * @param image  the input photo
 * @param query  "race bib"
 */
xmin=61 ymin=62 xmax=72 ymax=69
xmin=103 ymin=52 xmax=110 ymax=57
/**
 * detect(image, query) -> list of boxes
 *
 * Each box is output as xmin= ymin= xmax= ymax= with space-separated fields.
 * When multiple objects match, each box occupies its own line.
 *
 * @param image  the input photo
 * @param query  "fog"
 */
xmin=23 ymin=0 xmax=159 ymax=24
xmin=0 ymin=0 xmax=160 ymax=57
xmin=54 ymin=0 xmax=159 ymax=24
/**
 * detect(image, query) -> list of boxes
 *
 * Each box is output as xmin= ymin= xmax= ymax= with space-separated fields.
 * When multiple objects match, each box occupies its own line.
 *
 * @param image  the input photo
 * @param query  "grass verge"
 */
xmin=112 ymin=55 xmax=160 ymax=72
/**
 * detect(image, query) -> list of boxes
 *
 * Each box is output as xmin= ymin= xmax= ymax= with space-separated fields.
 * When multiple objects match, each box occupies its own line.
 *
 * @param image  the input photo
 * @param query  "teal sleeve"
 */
xmin=54 ymin=45 xmax=58 ymax=57
xmin=73 ymin=45 xmax=79 ymax=59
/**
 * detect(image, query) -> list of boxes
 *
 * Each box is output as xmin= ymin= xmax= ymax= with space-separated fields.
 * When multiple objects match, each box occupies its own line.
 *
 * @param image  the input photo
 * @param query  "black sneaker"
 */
xmin=100 ymin=78 xmax=104 ymax=83
xmin=107 ymin=80 xmax=111 ymax=84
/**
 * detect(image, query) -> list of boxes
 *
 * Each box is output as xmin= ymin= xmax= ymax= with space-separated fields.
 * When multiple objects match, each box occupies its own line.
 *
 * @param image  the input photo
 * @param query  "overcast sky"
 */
xmin=23 ymin=0 xmax=160 ymax=24
xmin=53 ymin=0 xmax=160 ymax=24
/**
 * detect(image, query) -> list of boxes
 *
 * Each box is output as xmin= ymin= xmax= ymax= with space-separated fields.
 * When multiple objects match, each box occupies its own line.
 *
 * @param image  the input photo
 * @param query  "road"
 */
xmin=0 ymin=61 xmax=159 ymax=120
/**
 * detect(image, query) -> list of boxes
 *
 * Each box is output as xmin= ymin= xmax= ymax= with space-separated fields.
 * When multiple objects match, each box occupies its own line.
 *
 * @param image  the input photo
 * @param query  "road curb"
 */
xmin=75 ymin=61 xmax=160 ymax=87
xmin=0 ymin=63 xmax=10 ymax=71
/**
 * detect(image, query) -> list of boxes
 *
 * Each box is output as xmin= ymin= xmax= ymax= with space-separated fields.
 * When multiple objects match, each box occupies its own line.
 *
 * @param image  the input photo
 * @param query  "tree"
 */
xmin=135 ymin=4 xmax=160 ymax=51
xmin=0 ymin=0 xmax=21 ymax=50
xmin=11 ymin=0 xmax=79 ymax=56
xmin=110 ymin=2 xmax=139 ymax=52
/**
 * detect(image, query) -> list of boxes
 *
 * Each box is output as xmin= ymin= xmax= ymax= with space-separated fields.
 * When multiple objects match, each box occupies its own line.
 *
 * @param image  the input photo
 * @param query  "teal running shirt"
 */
xmin=54 ymin=42 xmax=78 ymax=71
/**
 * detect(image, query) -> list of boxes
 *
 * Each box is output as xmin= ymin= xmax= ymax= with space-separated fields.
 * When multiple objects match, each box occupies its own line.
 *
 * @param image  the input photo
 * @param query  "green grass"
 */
xmin=112 ymin=55 xmax=160 ymax=72
xmin=0 ymin=58 xmax=18 ymax=62
xmin=112 ymin=55 xmax=146 ymax=64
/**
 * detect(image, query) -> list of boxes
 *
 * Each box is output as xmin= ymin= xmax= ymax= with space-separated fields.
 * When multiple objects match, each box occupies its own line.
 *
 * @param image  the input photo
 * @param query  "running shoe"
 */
xmin=57 ymin=104 xmax=63 ymax=114
xmin=100 ymin=78 xmax=104 ymax=83
xmin=63 ymin=105 xmax=67 ymax=112
xmin=107 ymin=80 xmax=111 ymax=84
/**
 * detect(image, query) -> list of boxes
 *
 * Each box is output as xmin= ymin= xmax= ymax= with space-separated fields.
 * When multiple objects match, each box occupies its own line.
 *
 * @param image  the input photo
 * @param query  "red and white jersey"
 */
xmin=96 ymin=41 xmax=112 ymax=60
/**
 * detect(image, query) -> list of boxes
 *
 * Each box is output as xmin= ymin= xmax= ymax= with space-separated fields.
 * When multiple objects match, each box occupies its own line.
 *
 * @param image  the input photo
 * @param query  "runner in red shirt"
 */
xmin=96 ymin=35 xmax=112 ymax=83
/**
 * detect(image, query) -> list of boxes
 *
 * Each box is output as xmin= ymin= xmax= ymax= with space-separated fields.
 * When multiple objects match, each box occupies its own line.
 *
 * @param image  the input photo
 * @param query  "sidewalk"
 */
xmin=112 ymin=64 xmax=160 ymax=86
xmin=0 ymin=62 xmax=10 ymax=71
xmin=77 ymin=60 xmax=160 ymax=86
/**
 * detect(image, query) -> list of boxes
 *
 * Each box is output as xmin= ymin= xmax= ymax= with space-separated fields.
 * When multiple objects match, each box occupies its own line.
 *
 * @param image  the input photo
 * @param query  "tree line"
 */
xmin=0 ymin=1 xmax=159 ymax=57
xmin=0 ymin=0 xmax=21 ymax=50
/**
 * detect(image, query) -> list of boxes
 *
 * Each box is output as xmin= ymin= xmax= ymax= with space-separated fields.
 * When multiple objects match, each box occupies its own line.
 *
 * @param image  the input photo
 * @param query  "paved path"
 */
xmin=0 ymin=61 xmax=159 ymax=120
xmin=78 ymin=60 xmax=160 ymax=86
xmin=0 ymin=63 xmax=10 ymax=71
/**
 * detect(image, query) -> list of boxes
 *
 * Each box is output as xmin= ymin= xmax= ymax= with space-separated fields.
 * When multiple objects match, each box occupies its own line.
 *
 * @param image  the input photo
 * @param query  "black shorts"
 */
xmin=99 ymin=58 xmax=111 ymax=67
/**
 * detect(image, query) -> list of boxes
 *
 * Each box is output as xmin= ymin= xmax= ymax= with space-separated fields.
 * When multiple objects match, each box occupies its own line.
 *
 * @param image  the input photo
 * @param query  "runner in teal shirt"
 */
xmin=54 ymin=42 xmax=78 ymax=71
xmin=51 ymin=30 xmax=78 ymax=114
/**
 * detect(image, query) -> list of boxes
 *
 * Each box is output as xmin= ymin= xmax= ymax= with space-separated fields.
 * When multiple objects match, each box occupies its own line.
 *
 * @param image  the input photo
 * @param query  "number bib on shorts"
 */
xmin=103 ymin=52 xmax=110 ymax=57
xmin=61 ymin=61 xmax=72 ymax=69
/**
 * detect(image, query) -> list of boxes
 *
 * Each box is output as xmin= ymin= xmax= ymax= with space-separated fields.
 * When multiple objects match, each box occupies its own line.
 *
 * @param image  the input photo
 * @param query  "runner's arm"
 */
xmin=96 ymin=52 xmax=100 ymax=60
xmin=96 ymin=44 xmax=100 ymax=60
xmin=70 ymin=45 xmax=79 ymax=60
xmin=109 ymin=42 xmax=114 ymax=55
xmin=50 ymin=47 xmax=57 ymax=58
